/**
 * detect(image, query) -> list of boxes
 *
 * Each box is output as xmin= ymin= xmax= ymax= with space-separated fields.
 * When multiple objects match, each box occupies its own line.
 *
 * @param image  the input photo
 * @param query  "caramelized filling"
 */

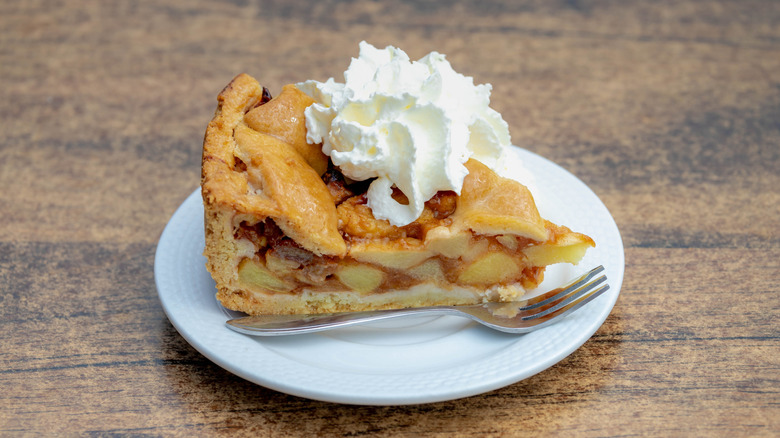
xmin=232 ymin=167 xmax=549 ymax=295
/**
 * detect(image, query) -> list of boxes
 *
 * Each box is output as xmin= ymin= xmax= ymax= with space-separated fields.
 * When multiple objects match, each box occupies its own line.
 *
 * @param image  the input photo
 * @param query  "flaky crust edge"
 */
xmin=201 ymin=74 xmax=268 ymax=299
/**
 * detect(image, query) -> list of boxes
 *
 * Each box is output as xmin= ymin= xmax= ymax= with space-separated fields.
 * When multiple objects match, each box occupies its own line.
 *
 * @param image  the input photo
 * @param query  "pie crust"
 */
xmin=202 ymin=74 xmax=595 ymax=315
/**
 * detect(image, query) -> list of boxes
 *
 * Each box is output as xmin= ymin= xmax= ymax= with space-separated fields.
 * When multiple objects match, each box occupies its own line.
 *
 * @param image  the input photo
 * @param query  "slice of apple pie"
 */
xmin=201 ymin=73 xmax=594 ymax=315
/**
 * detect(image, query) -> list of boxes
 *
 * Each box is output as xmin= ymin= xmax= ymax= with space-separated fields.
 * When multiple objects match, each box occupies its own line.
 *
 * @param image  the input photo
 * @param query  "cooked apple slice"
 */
xmin=350 ymin=241 xmax=434 ymax=270
xmin=424 ymin=226 xmax=472 ymax=259
xmin=457 ymin=252 xmax=521 ymax=286
xmin=407 ymin=259 xmax=446 ymax=282
xmin=524 ymin=233 xmax=593 ymax=267
xmin=335 ymin=264 xmax=385 ymax=293
xmin=238 ymin=258 xmax=294 ymax=292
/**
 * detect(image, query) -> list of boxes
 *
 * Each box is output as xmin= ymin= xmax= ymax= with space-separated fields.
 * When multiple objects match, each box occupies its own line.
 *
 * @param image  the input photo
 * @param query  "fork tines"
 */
xmin=521 ymin=265 xmax=609 ymax=321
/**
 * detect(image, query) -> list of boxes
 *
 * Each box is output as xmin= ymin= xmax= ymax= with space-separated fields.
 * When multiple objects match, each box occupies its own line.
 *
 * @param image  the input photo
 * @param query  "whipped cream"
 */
xmin=297 ymin=41 xmax=513 ymax=226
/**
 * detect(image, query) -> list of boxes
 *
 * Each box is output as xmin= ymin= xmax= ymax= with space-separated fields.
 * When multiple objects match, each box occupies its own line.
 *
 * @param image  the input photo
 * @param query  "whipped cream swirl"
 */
xmin=297 ymin=41 xmax=512 ymax=226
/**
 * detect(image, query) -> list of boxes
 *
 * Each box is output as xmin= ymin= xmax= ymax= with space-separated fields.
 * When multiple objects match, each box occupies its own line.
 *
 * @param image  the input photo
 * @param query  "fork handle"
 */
xmin=226 ymin=307 xmax=460 ymax=336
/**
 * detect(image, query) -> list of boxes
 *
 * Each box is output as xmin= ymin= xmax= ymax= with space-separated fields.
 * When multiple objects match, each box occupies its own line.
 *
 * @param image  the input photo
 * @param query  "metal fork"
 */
xmin=226 ymin=266 xmax=609 ymax=336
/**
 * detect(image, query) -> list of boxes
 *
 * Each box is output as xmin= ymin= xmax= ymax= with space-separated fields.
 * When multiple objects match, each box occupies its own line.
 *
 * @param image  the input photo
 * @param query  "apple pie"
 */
xmin=201 ymin=73 xmax=594 ymax=315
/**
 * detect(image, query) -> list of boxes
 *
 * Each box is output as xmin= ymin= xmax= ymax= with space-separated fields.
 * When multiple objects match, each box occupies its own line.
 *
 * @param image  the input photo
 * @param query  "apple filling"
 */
xmin=231 ymin=164 xmax=589 ymax=297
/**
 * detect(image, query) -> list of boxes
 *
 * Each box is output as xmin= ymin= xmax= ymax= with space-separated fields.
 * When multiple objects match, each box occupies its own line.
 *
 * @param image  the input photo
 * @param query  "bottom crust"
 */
xmin=216 ymin=281 xmax=527 ymax=315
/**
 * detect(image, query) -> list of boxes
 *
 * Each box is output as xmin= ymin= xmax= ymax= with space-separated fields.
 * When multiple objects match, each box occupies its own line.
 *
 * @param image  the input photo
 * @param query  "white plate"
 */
xmin=155 ymin=148 xmax=624 ymax=405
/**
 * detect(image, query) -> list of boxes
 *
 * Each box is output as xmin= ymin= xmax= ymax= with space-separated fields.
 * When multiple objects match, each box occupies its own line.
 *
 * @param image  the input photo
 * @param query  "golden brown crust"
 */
xmin=244 ymin=84 xmax=329 ymax=175
xmin=453 ymin=159 xmax=549 ymax=241
xmin=202 ymin=74 xmax=274 ymax=215
xmin=202 ymin=74 xmax=346 ymax=258
xmin=232 ymin=124 xmax=345 ymax=256
xmin=216 ymin=282 xmax=508 ymax=315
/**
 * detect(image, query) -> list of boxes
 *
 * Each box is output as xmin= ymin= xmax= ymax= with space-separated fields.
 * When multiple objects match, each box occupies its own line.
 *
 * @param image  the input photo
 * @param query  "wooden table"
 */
xmin=2 ymin=1 xmax=778 ymax=436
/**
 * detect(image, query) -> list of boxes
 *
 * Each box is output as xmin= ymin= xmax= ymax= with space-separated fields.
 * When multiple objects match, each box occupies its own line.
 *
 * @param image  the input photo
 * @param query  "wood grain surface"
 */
xmin=1 ymin=0 xmax=778 ymax=436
